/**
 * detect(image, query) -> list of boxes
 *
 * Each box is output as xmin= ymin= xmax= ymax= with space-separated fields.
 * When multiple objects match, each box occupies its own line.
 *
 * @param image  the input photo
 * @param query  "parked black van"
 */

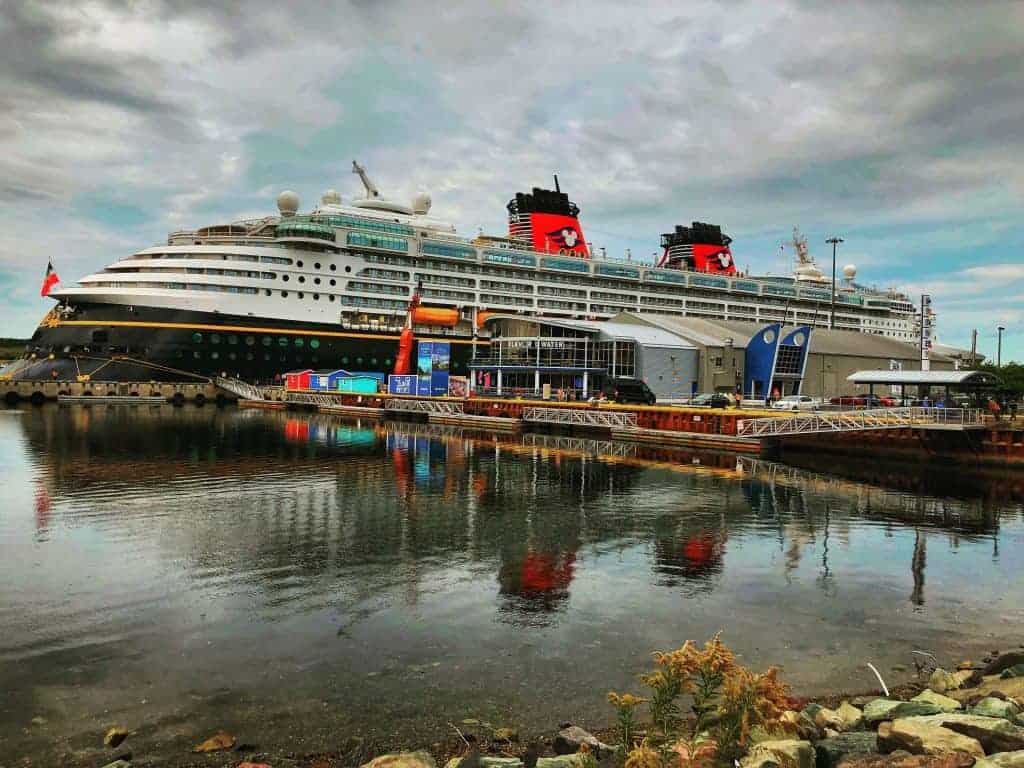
xmin=602 ymin=378 xmax=656 ymax=405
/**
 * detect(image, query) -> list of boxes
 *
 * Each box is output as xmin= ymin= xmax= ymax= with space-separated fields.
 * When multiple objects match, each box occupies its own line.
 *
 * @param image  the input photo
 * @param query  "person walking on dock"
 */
xmin=987 ymin=397 xmax=1002 ymax=422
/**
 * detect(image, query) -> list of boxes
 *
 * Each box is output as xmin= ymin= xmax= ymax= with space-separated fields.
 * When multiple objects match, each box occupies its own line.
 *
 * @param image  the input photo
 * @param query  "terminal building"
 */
xmin=471 ymin=313 xmax=960 ymax=401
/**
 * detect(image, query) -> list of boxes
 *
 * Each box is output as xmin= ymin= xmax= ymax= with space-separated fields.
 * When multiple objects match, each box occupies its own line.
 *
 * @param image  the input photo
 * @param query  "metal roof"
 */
xmin=480 ymin=314 xmax=695 ymax=349
xmin=846 ymin=370 xmax=1000 ymax=385
xmin=612 ymin=313 xmax=953 ymax=361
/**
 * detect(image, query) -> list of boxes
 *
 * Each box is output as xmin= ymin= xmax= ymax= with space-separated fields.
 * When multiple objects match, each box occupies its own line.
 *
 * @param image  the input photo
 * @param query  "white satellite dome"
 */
xmin=411 ymin=191 xmax=432 ymax=215
xmin=843 ymin=264 xmax=857 ymax=280
xmin=277 ymin=190 xmax=299 ymax=217
xmin=321 ymin=188 xmax=341 ymax=205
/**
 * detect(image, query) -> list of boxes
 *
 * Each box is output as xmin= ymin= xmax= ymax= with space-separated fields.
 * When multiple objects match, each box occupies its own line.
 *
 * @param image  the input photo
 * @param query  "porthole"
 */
xmin=211 ymin=351 xmax=219 ymax=359
xmin=356 ymin=357 xmax=364 ymax=365
xmin=193 ymin=350 xmax=202 ymax=359
xmin=228 ymin=334 xmax=238 ymax=345
xmin=281 ymin=291 xmax=288 ymax=297
xmin=175 ymin=349 xmax=184 ymax=358
xmin=330 ymin=264 xmax=337 ymax=271
xmin=345 ymin=266 xmax=351 ymax=273
xmin=278 ymin=337 xmax=288 ymax=347
xmin=314 ymin=277 xmax=321 ymax=285
xmin=263 ymin=353 xmax=271 ymax=361
xmin=246 ymin=336 xmax=255 ymax=346
xmin=298 ymin=292 xmax=304 ymax=299
xmin=314 ymin=262 xmax=321 ymax=270
xmin=297 ymin=260 xmax=304 ymax=268
xmin=298 ymin=276 xmax=305 ymax=283
xmin=294 ymin=338 xmax=304 ymax=348
xmin=329 ymin=295 xmax=335 ymax=302
xmin=262 ymin=336 xmax=272 ymax=346
xmin=313 ymin=294 xmax=319 ymax=300
xmin=342 ymin=356 xmax=349 ymax=364
xmin=192 ymin=332 xmax=203 ymax=344
xmin=228 ymin=352 xmax=237 ymax=360
xmin=385 ymin=358 xmax=392 ymax=367
xmin=310 ymin=339 xmax=320 ymax=349
xmin=329 ymin=279 xmax=336 ymax=286
xmin=282 ymin=275 xmax=290 ymax=282
xmin=246 ymin=352 xmax=254 ymax=361
xmin=264 ymin=289 xmax=272 ymax=296
xmin=371 ymin=357 xmax=378 ymax=366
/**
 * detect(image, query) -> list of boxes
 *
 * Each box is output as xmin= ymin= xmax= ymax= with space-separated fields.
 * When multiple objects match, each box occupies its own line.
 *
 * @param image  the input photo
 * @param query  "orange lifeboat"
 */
xmin=412 ymin=306 xmax=459 ymax=327
xmin=475 ymin=310 xmax=495 ymax=330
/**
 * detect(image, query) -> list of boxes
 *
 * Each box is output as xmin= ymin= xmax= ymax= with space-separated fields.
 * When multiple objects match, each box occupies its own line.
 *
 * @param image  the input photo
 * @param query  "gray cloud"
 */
xmin=0 ymin=0 xmax=1022 ymax=354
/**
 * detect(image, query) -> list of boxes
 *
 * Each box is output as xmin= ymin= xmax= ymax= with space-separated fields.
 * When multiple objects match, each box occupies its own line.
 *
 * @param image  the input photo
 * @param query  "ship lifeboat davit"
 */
xmin=412 ymin=306 xmax=459 ymax=327
xmin=476 ymin=310 xmax=495 ymax=330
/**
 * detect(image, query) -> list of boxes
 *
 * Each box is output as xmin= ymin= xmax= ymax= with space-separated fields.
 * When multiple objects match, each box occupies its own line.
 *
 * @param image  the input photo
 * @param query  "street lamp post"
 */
xmin=826 ymin=236 xmax=844 ymax=330
xmin=997 ymin=325 xmax=1005 ymax=368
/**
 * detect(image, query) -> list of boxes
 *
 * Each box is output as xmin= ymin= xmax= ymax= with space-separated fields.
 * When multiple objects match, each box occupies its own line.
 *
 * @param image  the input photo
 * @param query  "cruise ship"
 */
xmin=4 ymin=163 xmax=922 ymax=383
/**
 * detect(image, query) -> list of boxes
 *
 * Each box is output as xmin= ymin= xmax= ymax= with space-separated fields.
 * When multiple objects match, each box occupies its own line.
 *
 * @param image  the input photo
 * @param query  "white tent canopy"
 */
xmin=846 ymin=370 xmax=999 ymax=386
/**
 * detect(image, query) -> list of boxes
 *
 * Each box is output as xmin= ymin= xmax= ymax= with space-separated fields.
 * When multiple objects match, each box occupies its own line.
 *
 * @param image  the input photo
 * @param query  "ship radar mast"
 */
xmin=790 ymin=226 xmax=826 ymax=283
xmin=352 ymin=160 xmax=380 ymax=199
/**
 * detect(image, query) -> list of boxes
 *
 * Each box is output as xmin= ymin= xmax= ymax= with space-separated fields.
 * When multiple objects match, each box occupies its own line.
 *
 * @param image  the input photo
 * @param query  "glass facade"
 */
xmin=346 ymin=232 xmax=409 ymax=252
xmin=421 ymin=241 xmax=478 ymax=260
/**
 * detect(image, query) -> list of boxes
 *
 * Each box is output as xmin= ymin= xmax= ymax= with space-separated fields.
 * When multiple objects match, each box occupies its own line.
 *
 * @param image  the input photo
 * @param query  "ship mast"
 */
xmin=351 ymin=160 xmax=380 ymax=199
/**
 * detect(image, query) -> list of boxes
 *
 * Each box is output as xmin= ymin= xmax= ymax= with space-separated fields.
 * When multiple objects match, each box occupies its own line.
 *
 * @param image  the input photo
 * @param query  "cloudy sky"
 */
xmin=1 ymin=0 xmax=1022 ymax=359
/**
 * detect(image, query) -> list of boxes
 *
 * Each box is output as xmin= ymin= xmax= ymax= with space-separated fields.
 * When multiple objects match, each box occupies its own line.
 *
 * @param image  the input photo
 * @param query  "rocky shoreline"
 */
xmin=52 ymin=650 xmax=1024 ymax=768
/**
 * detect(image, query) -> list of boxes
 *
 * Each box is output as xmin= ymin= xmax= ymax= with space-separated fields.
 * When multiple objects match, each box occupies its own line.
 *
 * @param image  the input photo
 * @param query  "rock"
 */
xmin=536 ymin=755 xmax=590 ymax=768
xmin=972 ymin=697 xmax=1021 ymax=721
xmin=100 ymin=762 xmax=132 ymax=768
xmin=1002 ymin=666 xmax=1024 ymax=679
xmin=976 ymin=652 xmax=1024 ymax=681
xmin=103 ymin=727 xmax=129 ymax=748
xmin=782 ymin=710 xmax=823 ymax=741
xmin=837 ymin=703 xmax=866 ymax=732
xmin=908 ymin=713 xmax=1024 ymax=753
xmin=826 ymin=729 xmax=841 ymax=739
xmin=193 ymin=731 xmax=236 ymax=753
xmin=814 ymin=731 xmax=878 ymax=768
xmin=237 ymin=764 xmax=273 ymax=768
xmin=974 ymin=751 xmax=1024 ymax=768
xmin=838 ymin=753 xmax=976 ymax=768
xmin=865 ymin=700 xmax=943 ymax=726
xmin=951 ymin=676 xmax=1024 ymax=705
xmin=955 ymin=672 xmax=976 ymax=687
xmin=877 ymin=719 xmax=984 ymax=758
xmin=931 ymin=670 xmax=964 ymax=695
xmin=364 ymin=753 xmax=438 ymax=768
xmin=805 ymin=704 xmax=826 ymax=720
xmin=494 ymin=728 xmax=519 ymax=742
xmin=741 ymin=739 xmax=816 ymax=768
xmin=553 ymin=726 xmax=614 ymax=758
xmin=958 ymin=662 xmax=976 ymax=672
xmin=913 ymin=691 xmax=963 ymax=713
xmin=447 ymin=758 xmax=523 ymax=768
xmin=817 ymin=708 xmax=845 ymax=732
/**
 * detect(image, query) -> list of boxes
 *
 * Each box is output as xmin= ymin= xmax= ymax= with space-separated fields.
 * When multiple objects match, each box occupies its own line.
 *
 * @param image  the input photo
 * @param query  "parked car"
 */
xmin=829 ymin=393 xmax=895 ymax=407
xmin=690 ymin=392 xmax=732 ymax=408
xmin=771 ymin=395 xmax=822 ymax=411
xmin=602 ymin=378 xmax=656 ymax=405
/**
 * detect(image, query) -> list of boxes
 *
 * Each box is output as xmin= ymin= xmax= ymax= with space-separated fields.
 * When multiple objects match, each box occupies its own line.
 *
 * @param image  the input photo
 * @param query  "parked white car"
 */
xmin=771 ymin=395 xmax=822 ymax=411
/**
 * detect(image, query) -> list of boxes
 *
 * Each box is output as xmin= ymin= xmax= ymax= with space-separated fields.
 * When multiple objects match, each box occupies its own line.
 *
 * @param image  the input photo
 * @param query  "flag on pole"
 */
xmin=41 ymin=261 xmax=59 ymax=297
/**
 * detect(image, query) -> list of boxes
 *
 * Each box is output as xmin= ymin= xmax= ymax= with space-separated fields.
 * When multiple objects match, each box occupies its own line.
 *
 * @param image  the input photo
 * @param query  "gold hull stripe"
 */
xmin=50 ymin=319 xmax=489 ymax=346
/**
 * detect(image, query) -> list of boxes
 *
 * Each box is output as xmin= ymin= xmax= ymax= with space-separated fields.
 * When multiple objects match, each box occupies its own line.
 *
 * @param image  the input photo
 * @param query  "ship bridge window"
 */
xmin=261 ymin=255 xmax=293 ymax=265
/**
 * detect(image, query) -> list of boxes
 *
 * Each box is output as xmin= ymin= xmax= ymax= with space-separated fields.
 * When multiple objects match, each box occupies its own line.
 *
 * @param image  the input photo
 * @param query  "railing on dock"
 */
xmin=736 ymin=406 xmax=983 ymax=438
xmin=384 ymin=398 xmax=465 ymax=416
xmin=522 ymin=406 xmax=638 ymax=429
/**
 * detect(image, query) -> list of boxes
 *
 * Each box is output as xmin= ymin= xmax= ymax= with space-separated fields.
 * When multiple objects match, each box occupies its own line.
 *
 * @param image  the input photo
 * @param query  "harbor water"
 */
xmin=1 ymin=404 xmax=1023 ymax=763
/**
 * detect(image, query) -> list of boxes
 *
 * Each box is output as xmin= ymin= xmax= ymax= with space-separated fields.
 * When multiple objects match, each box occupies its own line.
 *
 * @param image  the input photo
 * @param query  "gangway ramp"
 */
xmin=522 ymin=406 xmax=638 ymax=429
xmin=736 ymin=406 xmax=983 ymax=438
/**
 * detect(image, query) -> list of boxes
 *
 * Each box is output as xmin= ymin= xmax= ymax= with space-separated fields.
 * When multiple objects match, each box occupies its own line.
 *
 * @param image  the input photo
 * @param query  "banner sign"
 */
xmin=388 ymin=374 xmax=417 ymax=395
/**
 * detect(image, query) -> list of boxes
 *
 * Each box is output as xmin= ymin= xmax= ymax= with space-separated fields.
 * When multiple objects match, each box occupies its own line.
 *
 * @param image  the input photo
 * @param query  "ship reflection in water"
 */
xmin=2 ymin=405 xmax=1024 ymax=762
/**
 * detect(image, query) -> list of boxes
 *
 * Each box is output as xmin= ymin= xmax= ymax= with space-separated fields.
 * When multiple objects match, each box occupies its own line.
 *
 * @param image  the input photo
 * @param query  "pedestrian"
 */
xmin=734 ymin=391 xmax=742 ymax=409
xmin=988 ymin=397 xmax=1002 ymax=422
xmin=1010 ymin=399 xmax=1018 ymax=422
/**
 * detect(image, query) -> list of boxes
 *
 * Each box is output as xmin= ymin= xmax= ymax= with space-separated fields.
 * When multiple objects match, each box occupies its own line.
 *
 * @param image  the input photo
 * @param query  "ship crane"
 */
xmin=352 ymin=160 xmax=380 ymax=199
